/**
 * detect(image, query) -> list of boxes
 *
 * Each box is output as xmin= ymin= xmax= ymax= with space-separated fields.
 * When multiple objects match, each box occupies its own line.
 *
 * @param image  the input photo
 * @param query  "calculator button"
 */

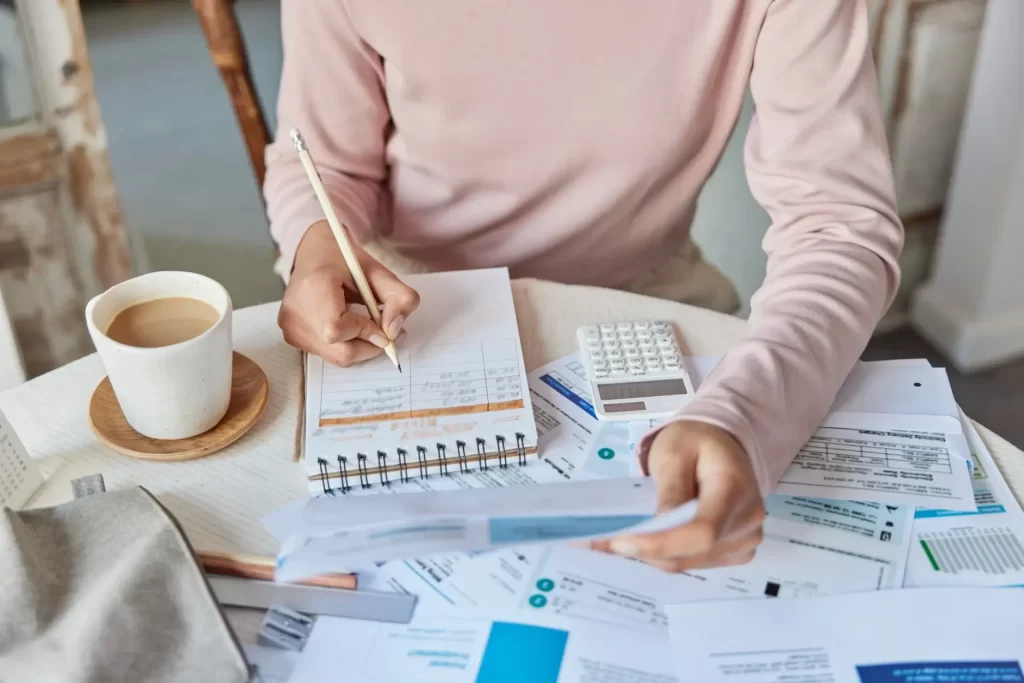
xmin=619 ymin=331 xmax=635 ymax=341
xmin=657 ymin=337 xmax=674 ymax=348
xmin=664 ymin=361 xmax=680 ymax=370
xmin=611 ymin=367 xmax=627 ymax=376
xmin=606 ymin=349 xmax=623 ymax=359
xmin=592 ymin=359 xmax=608 ymax=370
xmin=642 ymin=348 xmax=658 ymax=358
xmin=624 ymin=349 xmax=640 ymax=359
xmin=621 ymin=339 xmax=638 ymax=349
xmin=617 ymin=322 xmax=633 ymax=331
xmin=636 ymin=329 xmax=652 ymax=340
xmin=584 ymin=327 xmax=600 ymax=341
xmin=634 ymin=321 xmax=650 ymax=330
xmin=660 ymin=354 xmax=679 ymax=365
xmin=610 ymin=358 xmax=626 ymax=368
xmin=595 ymin=369 xmax=609 ymax=379
xmin=600 ymin=323 xmax=616 ymax=332
xmin=603 ymin=339 xmax=620 ymax=348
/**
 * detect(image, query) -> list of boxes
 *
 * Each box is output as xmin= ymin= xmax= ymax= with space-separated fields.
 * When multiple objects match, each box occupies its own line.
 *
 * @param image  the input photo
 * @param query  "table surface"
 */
xmin=3 ymin=277 xmax=1023 ymax=642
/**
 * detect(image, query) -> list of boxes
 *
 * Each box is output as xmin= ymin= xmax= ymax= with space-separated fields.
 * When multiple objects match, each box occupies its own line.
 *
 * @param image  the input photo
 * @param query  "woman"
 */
xmin=264 ymin=0 xmax=903 ymax=572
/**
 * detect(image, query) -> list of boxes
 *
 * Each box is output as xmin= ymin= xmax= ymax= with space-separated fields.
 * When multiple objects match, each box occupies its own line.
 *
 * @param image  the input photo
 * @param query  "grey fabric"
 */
xmin=70 ymin=474 xmax=106 ymax=499
xmin=0 ymin=487 xmax=250 ymax=683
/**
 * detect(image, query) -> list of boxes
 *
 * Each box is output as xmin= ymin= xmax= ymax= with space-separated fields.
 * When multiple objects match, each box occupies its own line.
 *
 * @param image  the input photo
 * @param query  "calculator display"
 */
xmin=597 ymin=379 xmax=689 ymax=401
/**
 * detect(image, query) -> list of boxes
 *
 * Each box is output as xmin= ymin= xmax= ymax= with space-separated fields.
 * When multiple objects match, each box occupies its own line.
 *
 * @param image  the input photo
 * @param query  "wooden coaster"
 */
xmin=89 ymin=352 xmax=269 ymax=461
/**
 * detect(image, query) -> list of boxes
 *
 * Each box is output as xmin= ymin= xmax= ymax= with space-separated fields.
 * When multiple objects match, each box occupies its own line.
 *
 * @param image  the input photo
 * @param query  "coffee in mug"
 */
xmin=86 ymin=272 xmax=233 ymax=440
xmin=105 ymin=297 xmax=221 ymax=348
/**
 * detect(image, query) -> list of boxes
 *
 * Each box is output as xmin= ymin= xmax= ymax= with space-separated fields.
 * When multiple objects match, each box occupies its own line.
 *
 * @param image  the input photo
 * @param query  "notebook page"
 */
xmin=304 ymin=268 xmax=538 ymax=492
xmin=6 ymin=303 xmax=309 ymax=557
xmin=0 ymin=408 xmax=42 ymax=510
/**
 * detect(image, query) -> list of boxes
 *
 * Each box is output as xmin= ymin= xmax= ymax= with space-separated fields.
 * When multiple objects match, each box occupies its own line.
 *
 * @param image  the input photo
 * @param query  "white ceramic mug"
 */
xmin=85 ymin=271 xmax=233 ymax=440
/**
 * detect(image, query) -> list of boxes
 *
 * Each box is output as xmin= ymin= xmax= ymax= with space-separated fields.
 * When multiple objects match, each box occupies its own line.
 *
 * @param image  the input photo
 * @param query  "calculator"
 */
xmin=577 ymin=320 xmax=695 ymax=421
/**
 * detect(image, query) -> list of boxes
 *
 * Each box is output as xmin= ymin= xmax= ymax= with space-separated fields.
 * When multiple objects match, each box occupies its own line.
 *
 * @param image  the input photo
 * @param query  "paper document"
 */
xmin=289 ymin=607 xmax=678 ymax=683
xmin=628 ymin=363 xmax=975 ymax=511
xmin=275 ymin=479 xmax=698 ymax=581
xmin=692 ymin=496 xmax=914 ymax=594
xmin=365 ymin=549 xmax=537 ymax=610
xmin=528 ymin=356 xmax=604 ymax=481
xmin=905 ymin=415 xmax=1024 ymax=588
xmin=666 ymin=587 xmax=1024 ymax=683
xmin=303 ymin=268 xmax=539 ymax=494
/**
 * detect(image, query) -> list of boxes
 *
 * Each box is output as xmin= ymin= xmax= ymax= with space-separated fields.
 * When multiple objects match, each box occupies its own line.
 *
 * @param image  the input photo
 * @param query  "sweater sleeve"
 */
xmin=263 ymin=0 xmax=390 ymax=281
xmin=639 ymin=0 xmax=903 ymax=496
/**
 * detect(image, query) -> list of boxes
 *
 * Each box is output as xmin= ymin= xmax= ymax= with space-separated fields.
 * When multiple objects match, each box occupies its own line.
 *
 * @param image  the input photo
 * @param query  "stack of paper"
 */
xmin=262 ymin=353 xmax=1024 ymax=681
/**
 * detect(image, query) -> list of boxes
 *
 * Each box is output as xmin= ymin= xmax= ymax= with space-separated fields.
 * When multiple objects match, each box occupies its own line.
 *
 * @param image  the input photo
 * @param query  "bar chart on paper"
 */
xmin=318 ymin=340 xmax=525 ymax=427
xmin=917 ymin=527 xmax=1024 ymax=575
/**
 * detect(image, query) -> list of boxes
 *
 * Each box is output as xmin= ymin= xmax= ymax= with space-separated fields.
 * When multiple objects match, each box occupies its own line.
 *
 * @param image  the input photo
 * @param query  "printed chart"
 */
xmin=319 ymin=340 xmax=524 ymax=426
xmin=917 ymin=527 xmax=1024 ymax=575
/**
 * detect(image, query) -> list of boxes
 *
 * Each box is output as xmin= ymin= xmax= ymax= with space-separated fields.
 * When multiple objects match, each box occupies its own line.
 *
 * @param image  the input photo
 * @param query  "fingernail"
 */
xmin=369 ymin=334 xmax=388 ymax=349
xmin=386 ymin=315 xmax=405 ymax=340
xmin=609 ymin=539 xmax=639 ymax=557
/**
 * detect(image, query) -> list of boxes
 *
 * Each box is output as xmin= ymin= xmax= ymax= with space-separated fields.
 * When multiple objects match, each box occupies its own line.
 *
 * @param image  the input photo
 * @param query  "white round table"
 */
xmin=3 ymin=278 xmax=1022 ymax=642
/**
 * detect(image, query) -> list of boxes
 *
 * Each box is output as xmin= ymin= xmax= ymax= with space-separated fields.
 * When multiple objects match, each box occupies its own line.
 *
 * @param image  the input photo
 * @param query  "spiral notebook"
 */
xmin=303 ymin=268 xmax=539 ymax=495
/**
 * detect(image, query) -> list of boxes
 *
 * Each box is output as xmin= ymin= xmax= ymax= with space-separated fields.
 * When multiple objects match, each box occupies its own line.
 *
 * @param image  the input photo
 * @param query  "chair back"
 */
xmin=192 ymin=0 xmax=270 ymax=188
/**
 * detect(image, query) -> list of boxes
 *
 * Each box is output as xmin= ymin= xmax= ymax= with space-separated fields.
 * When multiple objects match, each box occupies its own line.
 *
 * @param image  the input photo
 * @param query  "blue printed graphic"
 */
xmin=598 ymin=448 xmax=615 ymax=460
xmin=488 ymin=514 xmax=649 ymax=544
xmin=539 ymin=374 xmax=595 ymax=418
xmin=529 ymin=594 xmax=548 ymax=608
xmin=856 ymin=660 xmax=1024 ymax=682
xmin=536 ymin=578 xmax=555 ymax=592
xmin=477 ymin=622 xmax=568 ymax=682
xmin=915 ymin=504 xmax=1006 ymax=519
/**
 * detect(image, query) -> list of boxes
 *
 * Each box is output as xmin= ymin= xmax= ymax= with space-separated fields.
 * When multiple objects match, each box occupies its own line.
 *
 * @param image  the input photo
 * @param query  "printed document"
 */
xmin=905 ymin=414 xmax=1024 ymax=588
xmin=627 ymin=358 xmax=975 ymax=510
xmin=529 ymin=353 xmax=658 ymax=481
xmin=666 ymin=587 xmax=1024 ymax=683
xmin=289 ymin=607 xmax=678 ymax=683
xmin=274 ymin=479 xmax=697 ymax=581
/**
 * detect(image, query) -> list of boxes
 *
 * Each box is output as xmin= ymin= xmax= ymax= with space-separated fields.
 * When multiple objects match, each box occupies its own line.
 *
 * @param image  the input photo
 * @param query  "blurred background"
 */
xmin=0 ymin=0 xmax=1021 ymax=445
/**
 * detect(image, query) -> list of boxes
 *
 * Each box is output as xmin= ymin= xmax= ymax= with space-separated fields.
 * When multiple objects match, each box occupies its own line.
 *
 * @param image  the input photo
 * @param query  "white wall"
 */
xmin=911 ymin=0 xmax=1024 ymax=371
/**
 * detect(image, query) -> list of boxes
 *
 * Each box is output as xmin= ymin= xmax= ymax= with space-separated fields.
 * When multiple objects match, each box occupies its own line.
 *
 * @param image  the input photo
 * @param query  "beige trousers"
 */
xmin=362 ymin=239 xmax=741 ymax=315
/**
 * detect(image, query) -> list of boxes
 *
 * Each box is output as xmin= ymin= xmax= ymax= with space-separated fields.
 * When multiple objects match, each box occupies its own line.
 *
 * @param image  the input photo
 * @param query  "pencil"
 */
xmin=289 ymin=128 xmax=401 ymax=372
xmin=198 ymin=551 xmax=359 ymax=590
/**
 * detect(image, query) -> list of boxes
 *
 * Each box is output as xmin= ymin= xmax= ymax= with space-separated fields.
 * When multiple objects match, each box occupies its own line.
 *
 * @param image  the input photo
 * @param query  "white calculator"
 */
xmin=577 ymin=320 xmax=694 ymax=421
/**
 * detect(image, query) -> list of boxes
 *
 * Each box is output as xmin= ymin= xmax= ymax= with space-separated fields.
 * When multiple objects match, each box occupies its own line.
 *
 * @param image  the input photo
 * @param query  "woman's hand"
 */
xmin=593 ymin=420 xmax=765 ymax=572
xmin=279 ymin=220 xmax=420 ymax=367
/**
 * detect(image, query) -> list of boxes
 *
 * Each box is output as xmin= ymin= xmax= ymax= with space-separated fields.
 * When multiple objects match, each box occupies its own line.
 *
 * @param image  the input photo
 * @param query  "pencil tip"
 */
xmin=398 ymin=363 xmax=403 ymax=373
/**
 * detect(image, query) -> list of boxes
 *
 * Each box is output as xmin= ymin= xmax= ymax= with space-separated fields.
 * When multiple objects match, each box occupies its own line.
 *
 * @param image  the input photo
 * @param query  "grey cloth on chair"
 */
xmin=0 ymin=487 xmax=250 ymax=683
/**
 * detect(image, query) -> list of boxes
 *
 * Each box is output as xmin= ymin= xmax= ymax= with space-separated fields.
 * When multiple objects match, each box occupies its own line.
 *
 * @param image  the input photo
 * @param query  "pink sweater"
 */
xmin=264 ymin=0 xmax=903 ymax=495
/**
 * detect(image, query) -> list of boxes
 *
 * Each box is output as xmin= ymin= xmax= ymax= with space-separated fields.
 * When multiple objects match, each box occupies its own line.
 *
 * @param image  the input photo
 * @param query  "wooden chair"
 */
xmin=191 ymin=0 xmax=430 ymax=277
xmin=192 ymin=0 xmax=270 ymax=188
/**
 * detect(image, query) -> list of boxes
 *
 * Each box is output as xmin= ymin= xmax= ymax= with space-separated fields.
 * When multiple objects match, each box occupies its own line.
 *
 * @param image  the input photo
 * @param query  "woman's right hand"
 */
xmin=279 ymin=221 xmax=420 ymax=367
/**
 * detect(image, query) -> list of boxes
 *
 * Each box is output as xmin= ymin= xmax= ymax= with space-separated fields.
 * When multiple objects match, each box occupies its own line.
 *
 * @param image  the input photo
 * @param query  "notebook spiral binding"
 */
xmin=315 ymin=433 xmax=532 ymax=496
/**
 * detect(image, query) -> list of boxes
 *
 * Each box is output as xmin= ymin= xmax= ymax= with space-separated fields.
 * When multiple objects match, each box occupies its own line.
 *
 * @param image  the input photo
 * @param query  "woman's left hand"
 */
xmin=591 ymin=420 xmax=766 ymax=572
